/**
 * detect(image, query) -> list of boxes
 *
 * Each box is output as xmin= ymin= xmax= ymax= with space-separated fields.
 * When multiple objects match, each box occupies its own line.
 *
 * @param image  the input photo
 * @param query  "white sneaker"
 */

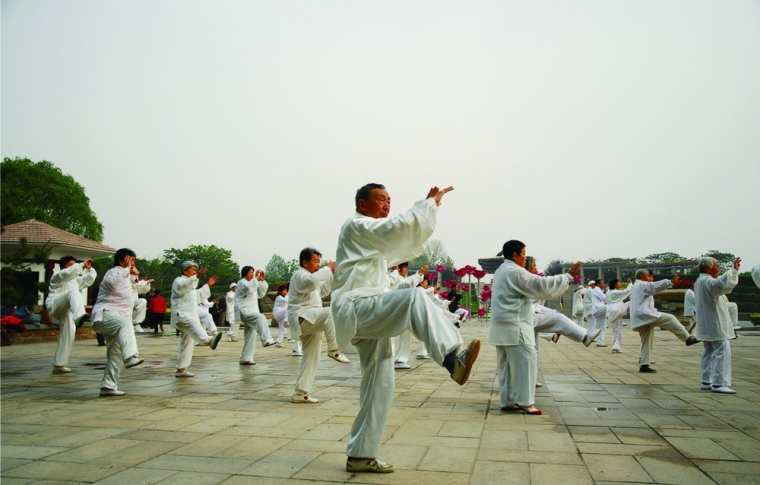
xmin=124 ymin=356 xmax=144 ymax=368
xmin=711 ymin=386 xmax=737 ymax=394
xmin=612 ymin=348 xmax=621 ymax=353
xmin=700 ymin=383 xmax=712 ymax=391
xmin=99 ymin=388 xmax=126 ymax=397
xmin=263 ymin=340 xmax=276 ymax=347
xmin=52 ymin=366 xmax=72 ymax=374
xmin=329 ymin=352 xmax=351 ymax=364
xmin=175 ymin=369 xmax=195 ymax=378
xmin=394 ymin=362 xmax=411 ymax=370
xmin=291 ymin=350 xmax=303 ymax=357
xmin=416 ymin=354 xmax=430 ymax=360
xmin=134 ymin=325 xmax=145 ymax=332
xmin=584 ymin=329 xmax=602 ymax=347
xmin=536 ymin=382 xmax=543 ymax=388
xmin=291 ymin=394 xmax=319 ymax=404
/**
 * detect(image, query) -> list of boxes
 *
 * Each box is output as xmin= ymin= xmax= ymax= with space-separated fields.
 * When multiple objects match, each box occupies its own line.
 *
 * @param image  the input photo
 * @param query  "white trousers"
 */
xmin=198 ymin=309 xmax=218 ymax=336
xmin=392 ymin=330 xmax=412 ymax=364
xmin=636 ymin=313 xmax=689 ymax=366
xmin=133 ymin=298 xmax=147 ymax=325
xmin=534 ymin=310 xmax=587 ymax=343
xmin=610 ymin=315 xmax=625 ymax=351
xmin=347 ymin=287 xmax=463 ymax=459
xmin=496 ymin=344 xmax=537 ymax=408
xmin=50 ymin=289 xmax=85 ymax=367
xmin=239 ymin=311 xmax=273 ymax=363
xmin=93 ymin=310 xmax=138 ymax=390
xmin=175 ymin=312 xmax=211 ymax=370
xmin=700 ymin=340 xmax=732 ymax=388
xmin=294 ymin=309 xmax=339 ymax=396
xmin=589 ymin=311 xmax=607 ymax=344
xmin=274 ymin=312 xmax=289 ymax=344
xmin=417 ymin=340 xmax=429 ymax=358
xmin=226 ymin=313 xmax=238 ymax=337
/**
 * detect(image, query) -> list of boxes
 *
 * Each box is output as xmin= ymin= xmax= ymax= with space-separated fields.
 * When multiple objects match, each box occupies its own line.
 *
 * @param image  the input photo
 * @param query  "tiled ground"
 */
xmin=2 ymin=321 xmax=760 ymax=484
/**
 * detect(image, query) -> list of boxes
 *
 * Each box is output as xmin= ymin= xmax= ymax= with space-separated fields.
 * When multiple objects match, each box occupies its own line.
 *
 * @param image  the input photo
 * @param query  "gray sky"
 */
xmin=3 ymin=0 xmax=759 ymax=271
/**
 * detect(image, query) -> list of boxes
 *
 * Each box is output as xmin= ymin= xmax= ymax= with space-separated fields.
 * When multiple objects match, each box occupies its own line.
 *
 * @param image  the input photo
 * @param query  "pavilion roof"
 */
xmin=1 ymin=219 xmax=115 ymax=255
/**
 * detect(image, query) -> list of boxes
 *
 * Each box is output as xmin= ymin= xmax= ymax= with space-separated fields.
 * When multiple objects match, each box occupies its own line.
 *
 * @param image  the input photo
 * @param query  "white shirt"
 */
xmin=235 ymin=277 xmax=268 ymax=316
xmin=589 ymin=286 xmax=607 ymax=316
xmin=170 ymin=275 xmax=210 ymax=322
xmin=225 ymin=290 xmax=236 ymax=321
xmin=92 ymin=266 xmax=133 ymax=322
xmin=629 ymin=279 xmax=672 ymax=329
xmin=288 ymin=266 xmax=333 ymax=324
xmin=683 ymin=289 xmax=696 ymax=317
xmin=694 ymin=269 xmax=739 ymax=341
xmin=45 ymin=262 xmax=97 ymax=308
xmin=488 ymin=260 xmax=572 ymax=346
xmin=752 ymin=264 xmax=760 ymax=289
xmin=332 ymin=198 xmax=438 ymax=350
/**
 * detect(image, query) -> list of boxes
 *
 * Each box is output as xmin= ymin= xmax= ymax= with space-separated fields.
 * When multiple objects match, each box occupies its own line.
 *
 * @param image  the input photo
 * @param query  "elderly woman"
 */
xmin=695 ymin=256 xmax=742 ymax=394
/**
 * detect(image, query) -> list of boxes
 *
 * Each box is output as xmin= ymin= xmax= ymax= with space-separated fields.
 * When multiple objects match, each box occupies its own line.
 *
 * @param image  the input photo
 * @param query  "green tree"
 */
xmin=265 ymin=254 xmax=299 ymax=283
xmin=410 ymin=239 xmax=455 ymax=269
xmin=1 ymin=157 xmax=104 ymax=241
xmin=702 ymin=250 xmax=737 ymax=272
xmin=644 ymin=252 xmax=686 ymax=264
xmin=162 ymin=245 xmax=240 ymax=290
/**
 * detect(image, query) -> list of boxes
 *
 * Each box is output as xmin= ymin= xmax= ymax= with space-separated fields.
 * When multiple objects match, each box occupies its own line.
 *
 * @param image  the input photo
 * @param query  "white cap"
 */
xmin=181 ymin=260 xmax=198 ymax=271
xmin=229 ymin=282 xmax=237 ymax=289
xmin=589 ymin=280 xmax=596 ymax=285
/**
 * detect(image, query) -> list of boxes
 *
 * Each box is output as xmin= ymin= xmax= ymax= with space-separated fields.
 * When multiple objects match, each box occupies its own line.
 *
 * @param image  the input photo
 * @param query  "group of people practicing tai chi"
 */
xmin=44 ymin=182 xmax=751 ymax=474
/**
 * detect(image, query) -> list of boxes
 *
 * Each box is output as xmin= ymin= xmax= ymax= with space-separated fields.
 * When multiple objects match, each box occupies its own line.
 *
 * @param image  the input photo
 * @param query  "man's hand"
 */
xmin=198 ymin=266 xmax=207 ymax=276
xmin=208 ymin=276 xmax=218 ymax=287
xmin=568 ymin=262 xmax=582 ymax=278
xmin=734 ymin=257 xmax=742 ymax=270
xmin=419 ymin=264 xmax=429 ymax=275
xmin=327 ymin=261 xmax=337 ymax=273
xmin=256 ymin=270 xmax=266 ymax=281
xmin=83 ymin=259 xmax=93 ymax=269
xmin=426 ymin=186 xmax=455 ymax=206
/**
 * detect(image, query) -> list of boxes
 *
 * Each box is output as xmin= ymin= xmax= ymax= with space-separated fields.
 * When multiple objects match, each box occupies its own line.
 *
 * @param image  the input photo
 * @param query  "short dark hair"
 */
xmin=502 ymin=240 xmax=526 ymax=261
xmin=355 ymin=183 xmax=386 ymax=208
xmin=114 ymin=248 xmax=136 ymax=267
xmin=299 ymin=247 xmax=322 ymax=267
xmin=58 ymin=255 xmax=76 ymax=268
xmin=277 ymin=284 xmax=289 ymax=294
xmin=398 ymin=262 xmax=409 ymax=270
xmin=609 ymin=279 xmax=618 ymax=290
xmin=241 ymin=265 xmax=254 ymax=278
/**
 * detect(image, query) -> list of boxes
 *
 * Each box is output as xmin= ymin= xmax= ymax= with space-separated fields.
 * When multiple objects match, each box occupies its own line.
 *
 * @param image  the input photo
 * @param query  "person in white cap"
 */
xmin=695 ymin=256 xmax=742 ymax=394
xmin=236 ymin=266 xmax=275 ymax=365
xmin=225 ymin=283 xmax=238 ymax=341
xmin=390 ymin=262 xmax=427 ymax=369
xmin=289 ymin=247 xmax=350 ymax=403
xmin=630 ymin=269 xmax=699 ymax=373
xmin=91 ymin=248 xmax=145 ymax=396
xmin=171 ymin=261 xmax=223 ymax=377
xmin=46 ymin=255 xmax=97 ymax=374
xmin=332 ymin=183 xmax=476 ymax=474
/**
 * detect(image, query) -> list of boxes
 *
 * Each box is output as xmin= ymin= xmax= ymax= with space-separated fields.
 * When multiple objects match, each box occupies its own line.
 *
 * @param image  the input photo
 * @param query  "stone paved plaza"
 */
xmin=2 ymin=322 xmax=760 ymax=484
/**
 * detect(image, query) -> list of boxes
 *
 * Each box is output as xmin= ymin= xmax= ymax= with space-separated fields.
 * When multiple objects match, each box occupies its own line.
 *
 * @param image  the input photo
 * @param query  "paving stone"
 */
xmin=375 ymin=444 xmax=429 ymax=470
xmin=582 ymin=454 xmax=652 ymax=482
xmin=664 ymin=437 xmax=740 ymax=460
xmin=156 ymin=471 xmax=230 ymax=484
xmin=527 ymin=431 xmax=577 ymax=452
xmin=418 ymin=446 xmax=477 ymax=473
xmin=530 ymin=463 xmax=593 ymax=484
xmin=137 ymin=455 xmax=253 ymax=474
xmin=477 ymin=449 xmax=583 ymax=465
xmin=237 ymin=450 xmax=319 ymax=478
xmin=577 ymin=442 xmax=680 ymax=457
xmin=568 ymin=426 xmax=620 ymax=443
xmin=291 ymin=452 xmax=353 ymax=482
xmin=93 ymin=467 xmax=177 ymax=484
xmin=3 ymin=460 xmax=126 ymax=482
xmin=637 ymin=457 xmax=715 ymax=485
xmin=470 ymin=461 xmax=529 ymax=485
xmin=1 ymin=445 xmax=69 ymax=459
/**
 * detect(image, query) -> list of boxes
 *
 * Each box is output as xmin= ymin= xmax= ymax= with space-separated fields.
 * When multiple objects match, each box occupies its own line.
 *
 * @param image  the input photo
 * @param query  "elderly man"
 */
xmin=288 ymin=247 xmax=350 ymax=403
xmin=390 ymin=262 xmax=427 ymax=369
xmin=91 ymin=248 xmax=145 ymax=396
xmin=630 ymin=269 xmax=699 ymax=373
xmin=236 ymin=266 xmax=275 ymax=365
xmin=46 ymin=256 xmax=97 ymax=374
xmin=695 ymin=256 xmax=742 ymax=394
xmin=490 ymin=240 xmax=581 ymax=415
xmin=171 ymin=261 xmax=223 ymax=377
xmin=332 ymin=183 xmax=478 ymax=474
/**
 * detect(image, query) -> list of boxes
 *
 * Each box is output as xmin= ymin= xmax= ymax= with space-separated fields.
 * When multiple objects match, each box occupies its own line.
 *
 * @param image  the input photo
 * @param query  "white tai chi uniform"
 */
xmin=695 ymin=268 xmax=739 ymax=389
xmin=752 ymin=265 xmax=760 ymax=289
xmin=235 ymin=278 xmax=274 ymax=363
xmin=630 ymin=279 xmax=690 ymax=366
xmin=684 ymin=288 xmax=696 ymax=331
xmin=489 ymin=260 xmax=572 ymax=408
xmin=332 ymin=198 xmax=463 ymax=459
xmin=533 ymin=302 xmax=588 ymax=376
xmin=92 ymin=266 xmax=141 ymax=391
xmin=272 ymin=294 xmax=289 ymax=344
xmin=588 ymin=286 xmax=607 ymax=344
xmin=46 ymin=262 xmax=97 ymax=368
xmin=289 ymin=266 xmax=341 ymax=398
xmin=225 ymin=290 xmax=238 ymax=339
xmin=571 ymin=288 xmax=585 ymax=326
xmin=606 ymin=287 xmax=632 ymax=352
xmin=581 ymin=287 xmax=592 ymax=328
xmin=197 ymin=298 xmax=218 ymax=336
xmin=131 ymin=278 xmax=151 ymax=331
xmin=390 ymin=271 xmax=425 ymax=367
xmin=171 ymin=275 xmax=213 ymax=370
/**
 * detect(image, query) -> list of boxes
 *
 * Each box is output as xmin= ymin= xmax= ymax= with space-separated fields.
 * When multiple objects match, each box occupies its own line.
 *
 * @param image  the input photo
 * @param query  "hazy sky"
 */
xmin=3 ymin=0 xmax=759 ymax=271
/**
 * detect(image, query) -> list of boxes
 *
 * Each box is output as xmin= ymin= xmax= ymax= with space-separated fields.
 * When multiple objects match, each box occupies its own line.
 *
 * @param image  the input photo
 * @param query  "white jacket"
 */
xmin=170 ymin=275 xmax=210 ymax=324
xmin=288 ymin=266 xmax=333 ymax=325
xmin=488 ymin=260 xmax=572 ymax=346
xmin=332 ymin=198 xmax=437 ymax=350
xmin=235 ymin=277 xmax=268 ymax=319
xmin=694 ymin=269 xmax=739 ymax=341
xmin=92 ymin=266 xmax=134 ymax=322
xmin=629 ymin=279 xmax=672 ymax=329
xmin=45 ymin=262 xmax=97 ymax=310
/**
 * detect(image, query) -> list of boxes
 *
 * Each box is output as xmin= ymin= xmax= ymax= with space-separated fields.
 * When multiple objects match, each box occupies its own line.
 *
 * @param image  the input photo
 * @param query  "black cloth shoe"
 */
xmin=639 ymin=365 xmax=656 ymax=373
xmin=685 ymin=336 xmax=700 ymax=346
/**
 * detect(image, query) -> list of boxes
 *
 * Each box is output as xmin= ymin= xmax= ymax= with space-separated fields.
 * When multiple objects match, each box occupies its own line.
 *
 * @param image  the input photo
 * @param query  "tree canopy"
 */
xmin=265 ymin=254 xmax=300 ymax=283
xmin=410 ymin=239 xmax=455 ymax=269
xmin=1 ymin=157 xmax=104 ymax=241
